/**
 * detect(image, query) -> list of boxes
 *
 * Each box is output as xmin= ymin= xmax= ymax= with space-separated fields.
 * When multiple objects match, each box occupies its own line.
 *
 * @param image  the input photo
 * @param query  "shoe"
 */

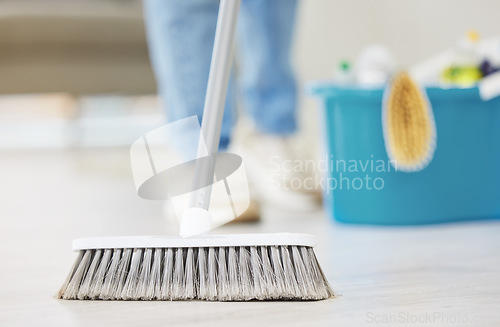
xmin=230 ymin=119 xmax=321 ymax=212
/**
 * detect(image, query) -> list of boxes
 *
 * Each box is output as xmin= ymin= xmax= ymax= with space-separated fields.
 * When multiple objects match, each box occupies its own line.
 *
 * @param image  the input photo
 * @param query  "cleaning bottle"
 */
xmin=441 ymin=30 xmax=483 ymax=86
xmin=334 ymin=59 xmax=355 ymax=85
xmin=355 ymin=45 xmax=396 ymax=86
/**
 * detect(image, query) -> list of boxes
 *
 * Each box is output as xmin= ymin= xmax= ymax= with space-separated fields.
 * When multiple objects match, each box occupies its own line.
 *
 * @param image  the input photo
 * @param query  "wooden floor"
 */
xmin=1 ymin=149 xmax=499 ymax=326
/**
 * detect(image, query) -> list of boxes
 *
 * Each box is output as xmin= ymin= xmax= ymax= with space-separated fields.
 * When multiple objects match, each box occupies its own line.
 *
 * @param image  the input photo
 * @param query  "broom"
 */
xmin=57 ymin=0 xmax=333 ymax=301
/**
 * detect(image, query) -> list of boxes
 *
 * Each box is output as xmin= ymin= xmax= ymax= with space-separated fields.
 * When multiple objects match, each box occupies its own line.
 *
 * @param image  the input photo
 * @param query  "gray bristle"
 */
xmin=100 ymin=248 xmax=121 ymax=300
xmin=57 ymin=245 xmax=334 ymax=301
xmin=160 ymin=248 xmax=173 ymax=300
xmin=172 ymin=248 xmax=184 ymax=299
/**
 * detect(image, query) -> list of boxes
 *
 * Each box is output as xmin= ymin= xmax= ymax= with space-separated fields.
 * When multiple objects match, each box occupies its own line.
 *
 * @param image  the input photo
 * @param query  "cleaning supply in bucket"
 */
xmin=409 ymin=30 xmax=500 ymax=86
xmin=57 ymin=0 xmax=333 ymax=301
xmin=439 ymin=32 xmax=483 ymax=86
xmin=409 ymin=31 xmax=480 ymax=85
xmin=480 ymin=59 xmax=500 ymax=77
xmin=441 ymin=66 xmax=482 ymax=86
xmin=382 ymin=71 xmax=436 ymax=172
xmin=334 ymin=60 xmax=355 ymax=85
xmin=355 ymin=45 xmax=396 ymax=86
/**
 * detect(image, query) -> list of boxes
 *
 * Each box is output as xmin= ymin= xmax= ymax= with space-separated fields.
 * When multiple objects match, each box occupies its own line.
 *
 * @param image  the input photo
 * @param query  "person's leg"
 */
xmin=143 ymin=0 xmax=257 ymax=227
xmin=233 ymin=1 xmax=319 ymax=211
xmin=237 ymin=0 xmax=298 ymax=135
xmin=143 ymin=0 xmax=234 ymax=150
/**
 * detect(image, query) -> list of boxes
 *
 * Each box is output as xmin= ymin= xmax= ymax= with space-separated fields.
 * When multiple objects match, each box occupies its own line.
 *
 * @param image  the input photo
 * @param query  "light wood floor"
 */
xmin=1 ymin=149 xmax=499 ymax=326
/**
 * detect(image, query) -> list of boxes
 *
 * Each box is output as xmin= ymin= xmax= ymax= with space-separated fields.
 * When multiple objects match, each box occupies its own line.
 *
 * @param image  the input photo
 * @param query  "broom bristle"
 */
xmin=57 ymin=245 xmax=333 ymax=301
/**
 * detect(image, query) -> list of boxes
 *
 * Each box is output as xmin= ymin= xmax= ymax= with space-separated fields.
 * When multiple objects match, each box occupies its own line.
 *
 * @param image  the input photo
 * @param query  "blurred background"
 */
xmin=1 ymin=0 xmax=499 ymax=230
xmin=1 ymin=0 xmax=499 ymax=149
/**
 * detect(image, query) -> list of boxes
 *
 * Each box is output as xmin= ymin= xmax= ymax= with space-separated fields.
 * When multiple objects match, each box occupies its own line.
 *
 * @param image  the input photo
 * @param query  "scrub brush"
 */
xmin=382 ymin=71 xmax=436 ymax=172
xmin=57 ymin=0 xmax=333 ymax=301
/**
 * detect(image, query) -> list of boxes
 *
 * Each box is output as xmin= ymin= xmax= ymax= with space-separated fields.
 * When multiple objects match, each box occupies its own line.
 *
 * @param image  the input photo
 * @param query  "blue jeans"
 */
xmin=143 ymin=0 xmax=298 ymax=150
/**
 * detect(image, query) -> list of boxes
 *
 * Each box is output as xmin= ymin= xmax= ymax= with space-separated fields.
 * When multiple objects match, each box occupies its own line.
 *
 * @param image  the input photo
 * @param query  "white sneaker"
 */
xmin=162 ymin=119 xmax=320 ymax=230
xmin=230 ymin=120 xmax=321 ymax=212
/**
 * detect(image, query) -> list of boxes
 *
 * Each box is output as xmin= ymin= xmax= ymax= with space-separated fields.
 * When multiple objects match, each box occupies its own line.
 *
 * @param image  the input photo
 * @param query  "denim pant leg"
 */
xmin=143 ymin=0 xmax=234 ymax=150
xmin=238 ymin=0 xmax=299 ymax=135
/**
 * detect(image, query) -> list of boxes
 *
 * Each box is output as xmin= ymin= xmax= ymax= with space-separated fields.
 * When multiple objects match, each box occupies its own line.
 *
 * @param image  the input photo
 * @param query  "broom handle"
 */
xmin=188 ymin=0 xmax=241 ymax=210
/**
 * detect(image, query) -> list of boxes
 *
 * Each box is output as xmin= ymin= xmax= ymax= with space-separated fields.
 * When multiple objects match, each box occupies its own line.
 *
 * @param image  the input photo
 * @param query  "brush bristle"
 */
xmin=384 ymin=71 xmax=436 ymax=172
xmin=57 ymin=245 xmax=333 ymax=301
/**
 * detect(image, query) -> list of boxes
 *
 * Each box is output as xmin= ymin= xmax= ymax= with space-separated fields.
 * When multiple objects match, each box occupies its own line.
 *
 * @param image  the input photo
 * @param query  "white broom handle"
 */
xmin=189 ymin=0 xmax=241 ymax=210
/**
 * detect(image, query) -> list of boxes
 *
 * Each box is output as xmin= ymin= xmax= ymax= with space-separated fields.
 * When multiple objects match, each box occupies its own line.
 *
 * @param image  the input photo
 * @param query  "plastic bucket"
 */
xmin=309 ymin=83 xmax=500 ymax=225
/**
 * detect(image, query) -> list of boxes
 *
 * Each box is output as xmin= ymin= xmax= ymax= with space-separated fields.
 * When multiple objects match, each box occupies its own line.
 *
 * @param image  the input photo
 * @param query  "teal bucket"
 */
xmin=309 ymin=83 xmax=500 ymax=225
